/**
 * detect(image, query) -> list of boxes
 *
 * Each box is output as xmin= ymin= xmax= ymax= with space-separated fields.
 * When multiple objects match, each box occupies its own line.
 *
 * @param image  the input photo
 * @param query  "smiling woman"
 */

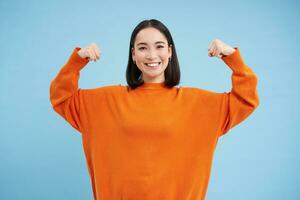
xmin=131 ymin=28 xmax=172 ymax=83
xmin=49 ymin=19 xmax=260 ymax=200
xmin=126 ymin=19 xmax=181 ymax=89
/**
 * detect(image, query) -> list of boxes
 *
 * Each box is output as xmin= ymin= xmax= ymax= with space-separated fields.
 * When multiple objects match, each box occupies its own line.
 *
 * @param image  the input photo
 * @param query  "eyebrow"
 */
xmin=136 ymin=41 xmax=166 ymax=46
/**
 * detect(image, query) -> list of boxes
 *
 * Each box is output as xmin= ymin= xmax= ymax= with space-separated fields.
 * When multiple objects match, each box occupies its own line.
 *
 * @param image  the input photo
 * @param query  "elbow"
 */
xmin=248 ymin=91 xmax=260 ymax=114
xmin=248 ymin=75 xmax=260 ymax=109
xmin=254 ymin=94 xmax=260 ymax=108
xmin=253 ymin=87 xmax=260 ymax=109
xmin=248 ymin=91 xmax=260 ymax=110
xmin=253 ymin=75 xmax=260 ymax=108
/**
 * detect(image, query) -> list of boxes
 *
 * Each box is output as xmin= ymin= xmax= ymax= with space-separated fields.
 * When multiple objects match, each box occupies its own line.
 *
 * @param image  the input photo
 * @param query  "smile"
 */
xmin=145 ymin=62 xmax=161 ymax=67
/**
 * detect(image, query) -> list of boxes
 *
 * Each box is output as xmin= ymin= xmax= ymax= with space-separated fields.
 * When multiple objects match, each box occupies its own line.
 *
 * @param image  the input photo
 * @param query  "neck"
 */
xmin=142 ymin=74 xmax=165 ymax=84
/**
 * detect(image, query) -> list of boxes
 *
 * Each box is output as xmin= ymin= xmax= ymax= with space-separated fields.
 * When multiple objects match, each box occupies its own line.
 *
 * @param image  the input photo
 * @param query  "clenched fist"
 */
xmin=208 ymin=39 xmax=236 ymax=58
xmin=77 ymin=43 xmax=101 ymax=62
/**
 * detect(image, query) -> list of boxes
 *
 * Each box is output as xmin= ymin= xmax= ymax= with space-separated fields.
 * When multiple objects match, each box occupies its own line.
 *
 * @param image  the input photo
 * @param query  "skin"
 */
xmin=207 ymin=39 xmax=236 ymax=58
xmin=77 ymin=43 xmax=101 ymax=61
xmin=131 ymin=27 xmax=172 ymax=83
xmin=77 ymin=33 xmax=236 ymax=84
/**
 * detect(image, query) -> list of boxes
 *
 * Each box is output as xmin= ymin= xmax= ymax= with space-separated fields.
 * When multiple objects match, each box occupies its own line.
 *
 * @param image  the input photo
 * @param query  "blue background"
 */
xmin=1 ymin=0 xmax=299 ymax=199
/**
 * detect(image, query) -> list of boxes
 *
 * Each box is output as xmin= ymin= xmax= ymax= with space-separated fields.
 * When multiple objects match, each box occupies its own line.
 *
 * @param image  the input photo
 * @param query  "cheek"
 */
xmin=134 ymin=54 xmax=145 ymax=70
xmin=161 ymin=51 xmax=170 ymax=59
xmin=135 ymin=52 xmax=146 ymax=61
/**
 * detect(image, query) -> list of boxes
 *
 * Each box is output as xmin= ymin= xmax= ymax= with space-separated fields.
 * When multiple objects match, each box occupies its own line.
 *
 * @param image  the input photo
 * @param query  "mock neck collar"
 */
xmin=139 ymin=82 xmax=170 ymax=89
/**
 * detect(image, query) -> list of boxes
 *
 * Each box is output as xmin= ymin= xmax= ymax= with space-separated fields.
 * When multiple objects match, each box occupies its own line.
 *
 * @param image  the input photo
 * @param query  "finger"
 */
xmin=212 ymin=45 xmax=218 ymax=57
xmin=92 ymin=45 xmax=101 ymax=60
xmin=95 ymin=52 xmax=100 ymax=60
xmin=208 ymin=45 xmax=215 ymax=57
xmin=208 ymin=45 xmax=216 ymax=57
xmin=84 ymin=47 xmax=91 ymax=58
xmin=91 ymin=48 xmax=99 ymax=61
xmin=208 ymin=48 xmax=213 ymax=57
xmin=95 ymin=48 xmax=101 ymax=60
xmin=91 ymin=48 xmax=98 ymax=61
xmin=87 ymin=48 xmax=96 ymax=61
xmin=215 ymin=48 xmax=222 ymax=58
xmin=86 ymin=49 xmax=93 ymax=60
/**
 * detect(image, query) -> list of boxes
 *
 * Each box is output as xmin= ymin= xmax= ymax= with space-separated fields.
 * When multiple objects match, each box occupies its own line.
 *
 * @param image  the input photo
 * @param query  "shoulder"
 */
xmin=179 ymin=85 xmax=216 ymax=94
xmin=179 ymin=85 xmax=226 ymax=100
xmin=79 ymin=84 xmax=124 ymax=97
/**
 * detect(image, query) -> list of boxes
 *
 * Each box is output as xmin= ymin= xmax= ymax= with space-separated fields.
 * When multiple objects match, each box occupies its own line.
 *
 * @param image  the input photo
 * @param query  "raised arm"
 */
xmin=208 ymin=39 xmax=260 ymax=136
xmin=49 ymin=43 xmax=101 ymax=133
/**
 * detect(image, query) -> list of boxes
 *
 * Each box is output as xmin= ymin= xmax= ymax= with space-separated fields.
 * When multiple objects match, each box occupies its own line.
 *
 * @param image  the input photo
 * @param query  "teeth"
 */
xmin=146 ymin=62 xmax=160 ymax=67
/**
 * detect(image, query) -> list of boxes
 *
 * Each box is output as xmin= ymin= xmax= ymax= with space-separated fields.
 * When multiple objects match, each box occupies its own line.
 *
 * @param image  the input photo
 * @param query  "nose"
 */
xmin=146 ymin=49 xmax=158 ymax=60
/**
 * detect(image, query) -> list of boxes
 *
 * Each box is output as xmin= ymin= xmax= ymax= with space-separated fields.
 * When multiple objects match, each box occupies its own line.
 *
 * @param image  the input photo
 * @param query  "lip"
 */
xmin=144 ymin=62 xmax=161 ymax=65
xmin=144 ymin=62 xmax=161 ymax=69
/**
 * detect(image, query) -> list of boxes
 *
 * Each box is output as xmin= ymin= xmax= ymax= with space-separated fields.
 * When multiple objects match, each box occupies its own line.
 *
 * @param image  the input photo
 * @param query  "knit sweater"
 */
xmin=49 ymin=47 xmax=259 ymax=200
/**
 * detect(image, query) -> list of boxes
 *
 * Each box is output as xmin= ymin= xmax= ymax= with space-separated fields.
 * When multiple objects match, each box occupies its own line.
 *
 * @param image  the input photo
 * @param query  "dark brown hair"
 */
xmin=126 ymin=19 xmax=181 ymax=90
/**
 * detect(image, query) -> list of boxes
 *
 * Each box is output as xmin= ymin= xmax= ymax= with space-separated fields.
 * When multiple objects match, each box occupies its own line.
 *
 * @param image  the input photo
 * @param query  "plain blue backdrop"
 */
xmin=1 ymin=0 xmax=299 ymax=199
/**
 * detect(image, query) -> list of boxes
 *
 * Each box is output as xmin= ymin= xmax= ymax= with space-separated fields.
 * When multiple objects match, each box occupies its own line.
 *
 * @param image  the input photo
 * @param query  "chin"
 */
xmin=143 ymin=70 xmax=165 ymax=79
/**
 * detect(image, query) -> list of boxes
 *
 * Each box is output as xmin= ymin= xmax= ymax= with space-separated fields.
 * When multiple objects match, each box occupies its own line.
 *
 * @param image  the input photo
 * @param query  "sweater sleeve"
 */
xmin=49 ymin=47 xmax=89 ymax=133
xmin=218 ymin=47 xmax=260 ymax=137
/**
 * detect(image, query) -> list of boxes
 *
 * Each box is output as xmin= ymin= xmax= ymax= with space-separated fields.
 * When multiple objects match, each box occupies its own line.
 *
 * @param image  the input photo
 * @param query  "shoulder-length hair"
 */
xmin=126 ymin=19 xmax=181 ymax=90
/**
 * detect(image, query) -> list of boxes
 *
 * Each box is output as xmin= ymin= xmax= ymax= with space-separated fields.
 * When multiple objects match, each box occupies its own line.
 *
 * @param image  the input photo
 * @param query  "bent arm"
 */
xmin=49 ymin=48 xmax=89 ymax=133
xmin=218 ymin=48 xmax=260 ymax=136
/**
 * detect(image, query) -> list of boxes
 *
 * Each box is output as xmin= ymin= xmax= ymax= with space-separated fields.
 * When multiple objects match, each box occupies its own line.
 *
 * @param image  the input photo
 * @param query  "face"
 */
xmin=132 ymin=27 xmax=172 ymax=83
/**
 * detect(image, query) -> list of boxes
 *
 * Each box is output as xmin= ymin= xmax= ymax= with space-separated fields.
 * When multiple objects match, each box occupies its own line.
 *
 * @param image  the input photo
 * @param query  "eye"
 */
xmin=157 ymin=45 xmax=164 ymax=48
xmin=138 ymin=47 xmax=146 ymax=50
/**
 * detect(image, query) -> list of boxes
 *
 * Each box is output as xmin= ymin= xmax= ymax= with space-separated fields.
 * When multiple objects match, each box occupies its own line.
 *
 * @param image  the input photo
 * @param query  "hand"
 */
xmin=77 ymin=43 xmax=101 ymax=62
xmin=208 ymin=39 xmax=236 ymax=58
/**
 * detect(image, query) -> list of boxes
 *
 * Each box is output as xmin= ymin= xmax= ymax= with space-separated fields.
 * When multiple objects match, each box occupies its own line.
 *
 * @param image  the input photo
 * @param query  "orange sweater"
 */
xmin=49 ymin=47 xmax=259 ymax=200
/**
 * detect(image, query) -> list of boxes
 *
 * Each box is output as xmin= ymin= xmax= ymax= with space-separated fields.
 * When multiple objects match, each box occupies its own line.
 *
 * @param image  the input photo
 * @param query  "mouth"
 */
xmin=144 ymin=62 xmax=161 ymax=69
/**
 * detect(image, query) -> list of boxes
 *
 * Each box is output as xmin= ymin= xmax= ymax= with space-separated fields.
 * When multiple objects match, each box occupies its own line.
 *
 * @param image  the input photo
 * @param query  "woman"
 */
xmin=50 ymin=19 xmax=259 ymax=200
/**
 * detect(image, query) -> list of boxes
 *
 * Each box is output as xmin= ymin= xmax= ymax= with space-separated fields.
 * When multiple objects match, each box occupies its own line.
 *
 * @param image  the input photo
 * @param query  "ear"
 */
xmin=168 ymin=44 xmax=172 ymax=58
xmin=131 ymin=47 xmax=135 ymax=61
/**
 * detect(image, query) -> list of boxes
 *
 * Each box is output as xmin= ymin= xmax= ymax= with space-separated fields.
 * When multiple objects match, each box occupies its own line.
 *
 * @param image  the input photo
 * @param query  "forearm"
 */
xmin=49 ymin=48 xmax=89 ymax=107
xmin=222 ymin=48 xmax=259 ymax=108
